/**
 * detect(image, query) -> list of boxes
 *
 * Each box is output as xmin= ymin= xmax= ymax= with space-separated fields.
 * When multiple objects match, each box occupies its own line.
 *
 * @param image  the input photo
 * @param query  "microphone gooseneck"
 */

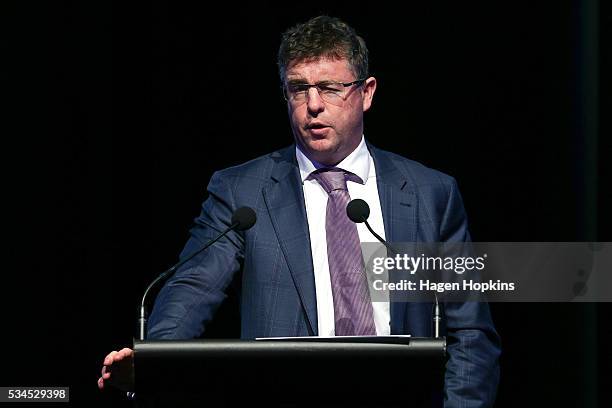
xmin=346 ymin=199 xmax=441 ymax=338
xmin=138 ymin=206 xmax=257 ymax=340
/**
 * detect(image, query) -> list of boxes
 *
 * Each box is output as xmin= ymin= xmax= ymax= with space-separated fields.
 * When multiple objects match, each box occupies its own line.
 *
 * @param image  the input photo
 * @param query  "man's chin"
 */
xmin=306 ymin=138 xmax=336 ymax=152
xmin=299 ymin=142 xmax=343 ymax=165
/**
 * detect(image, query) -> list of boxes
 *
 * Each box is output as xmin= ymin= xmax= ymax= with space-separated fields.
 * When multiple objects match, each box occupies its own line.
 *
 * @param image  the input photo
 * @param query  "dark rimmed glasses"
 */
xmin=283 ymin=78 xmax=367 ymax=106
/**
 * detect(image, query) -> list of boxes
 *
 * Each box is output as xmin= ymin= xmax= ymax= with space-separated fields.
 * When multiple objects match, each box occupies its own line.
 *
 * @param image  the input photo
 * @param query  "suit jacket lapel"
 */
xmin=369 ymin=144 xmax=417 ymax=335
xmin=262 ymin=147 xmax=318 ymax=335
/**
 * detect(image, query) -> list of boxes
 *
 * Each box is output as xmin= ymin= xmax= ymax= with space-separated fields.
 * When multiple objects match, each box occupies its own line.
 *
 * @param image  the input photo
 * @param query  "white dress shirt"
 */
xmin=296 ymin=136 xmax=391 ymax=336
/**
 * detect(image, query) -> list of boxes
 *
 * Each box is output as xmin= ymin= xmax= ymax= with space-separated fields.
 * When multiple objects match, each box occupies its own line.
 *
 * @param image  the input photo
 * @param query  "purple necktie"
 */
xmin=310 ymin=168 xmax=377 ymax=336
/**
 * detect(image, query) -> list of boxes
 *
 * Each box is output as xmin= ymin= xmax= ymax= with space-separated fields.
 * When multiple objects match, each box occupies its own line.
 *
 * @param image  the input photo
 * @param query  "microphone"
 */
xmin=232 ymin=206 xmax=257 ymax=231
xmin=346 ymin=198 xmax=370 ymax=222
xmin=137 ymin=206 xmax=257 ymax=340
xmin=347 ymin=199 xmax=392 ymax=254
xmin=346 ymin=199 xmax=442 ymax=338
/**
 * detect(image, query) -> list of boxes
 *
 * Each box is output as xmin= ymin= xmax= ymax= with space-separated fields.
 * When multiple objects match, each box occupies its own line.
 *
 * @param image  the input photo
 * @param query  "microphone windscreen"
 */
xmin=231 ymin=207 xmax=257 ymax=231
xmin=346 ymin=199 xmax=370 ymax=223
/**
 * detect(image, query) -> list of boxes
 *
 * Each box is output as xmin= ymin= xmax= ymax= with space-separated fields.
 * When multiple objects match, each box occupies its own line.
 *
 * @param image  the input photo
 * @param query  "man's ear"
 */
xmin=362 ymin=77 xmax=377 ymax=112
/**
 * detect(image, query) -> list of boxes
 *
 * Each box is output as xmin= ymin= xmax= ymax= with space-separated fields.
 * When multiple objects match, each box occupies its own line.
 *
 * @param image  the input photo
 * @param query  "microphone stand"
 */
xmin=355 ymin=212 xmax=441 ymax=339
xmin=138 ymin=222 xmax=239 ymax=341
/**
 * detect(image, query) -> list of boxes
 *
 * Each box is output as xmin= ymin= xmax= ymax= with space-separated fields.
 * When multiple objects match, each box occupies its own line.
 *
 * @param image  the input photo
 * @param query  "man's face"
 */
xmin=284 ymin=58 xmax=376 ymax=166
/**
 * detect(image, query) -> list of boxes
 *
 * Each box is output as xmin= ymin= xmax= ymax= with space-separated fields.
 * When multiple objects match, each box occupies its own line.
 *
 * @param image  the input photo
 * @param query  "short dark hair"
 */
xmin=277 ymin=16 xmax=369 ymax=83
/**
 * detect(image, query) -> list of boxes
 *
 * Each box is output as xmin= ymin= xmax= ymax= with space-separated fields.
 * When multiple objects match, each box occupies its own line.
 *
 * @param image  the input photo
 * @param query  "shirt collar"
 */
xmin=296 ymin=136 xmax=370 ymax=184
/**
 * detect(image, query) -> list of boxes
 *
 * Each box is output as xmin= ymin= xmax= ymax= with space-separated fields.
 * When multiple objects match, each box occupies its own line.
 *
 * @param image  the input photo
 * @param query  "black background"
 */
xmin=3 ymin=0 xmax=610 ymax=406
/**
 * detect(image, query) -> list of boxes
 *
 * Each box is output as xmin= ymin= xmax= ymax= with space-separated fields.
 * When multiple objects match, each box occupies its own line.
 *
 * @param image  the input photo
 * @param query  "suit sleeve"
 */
xmin=147 ymin=171 xmax=245 ymax=340
xmin=441 ymin=178 xmax=501 ymax=408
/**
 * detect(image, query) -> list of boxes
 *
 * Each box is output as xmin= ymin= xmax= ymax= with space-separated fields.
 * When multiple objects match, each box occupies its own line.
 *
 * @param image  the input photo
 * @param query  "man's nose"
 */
xmin=306 ymin=87 xmax=325 ymax=115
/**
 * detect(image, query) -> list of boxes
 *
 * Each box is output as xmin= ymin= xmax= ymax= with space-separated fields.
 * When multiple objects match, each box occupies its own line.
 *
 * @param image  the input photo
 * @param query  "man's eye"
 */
xmin=290 ymin=85 xmax=309 ymax=93
xmin=319 ymin=85 xmax=342 ymax=93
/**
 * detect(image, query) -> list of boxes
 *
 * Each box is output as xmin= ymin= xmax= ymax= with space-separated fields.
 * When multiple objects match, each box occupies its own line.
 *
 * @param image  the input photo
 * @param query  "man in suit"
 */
xmin=99 ymin=15 xmax=500 ymax=407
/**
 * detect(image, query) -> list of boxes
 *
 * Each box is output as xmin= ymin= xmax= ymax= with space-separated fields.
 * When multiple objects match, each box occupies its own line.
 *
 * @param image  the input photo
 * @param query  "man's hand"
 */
xmin=98 ymin=348 xmax=135 ymax=392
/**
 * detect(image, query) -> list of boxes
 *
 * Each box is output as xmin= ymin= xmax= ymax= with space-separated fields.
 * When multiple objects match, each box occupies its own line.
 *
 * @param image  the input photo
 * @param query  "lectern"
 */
xmin=132 ymin=337 xmax=446 ymax=407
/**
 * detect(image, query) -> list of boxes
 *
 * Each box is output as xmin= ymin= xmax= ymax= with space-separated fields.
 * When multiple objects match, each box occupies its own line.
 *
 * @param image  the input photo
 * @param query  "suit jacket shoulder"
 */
xmin=213 ymin=146 xmax=294 ymax=182
xmin=369 ymin=144 xmax=459 ymax=193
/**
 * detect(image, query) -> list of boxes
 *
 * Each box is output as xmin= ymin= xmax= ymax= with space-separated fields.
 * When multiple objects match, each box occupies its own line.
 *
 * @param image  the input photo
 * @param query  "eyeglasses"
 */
xmin=283 ymin=78 xmax=367 ymax=106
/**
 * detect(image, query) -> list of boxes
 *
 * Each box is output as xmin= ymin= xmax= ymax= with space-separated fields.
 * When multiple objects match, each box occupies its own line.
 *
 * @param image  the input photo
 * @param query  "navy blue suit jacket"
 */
xmin=148 ymin=143 xmax=501 ymax=407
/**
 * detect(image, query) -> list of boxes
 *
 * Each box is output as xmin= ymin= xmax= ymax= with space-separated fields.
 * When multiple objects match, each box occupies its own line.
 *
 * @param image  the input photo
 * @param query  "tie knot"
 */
xmin=309 ymin=168 xmax=362 ymax=194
